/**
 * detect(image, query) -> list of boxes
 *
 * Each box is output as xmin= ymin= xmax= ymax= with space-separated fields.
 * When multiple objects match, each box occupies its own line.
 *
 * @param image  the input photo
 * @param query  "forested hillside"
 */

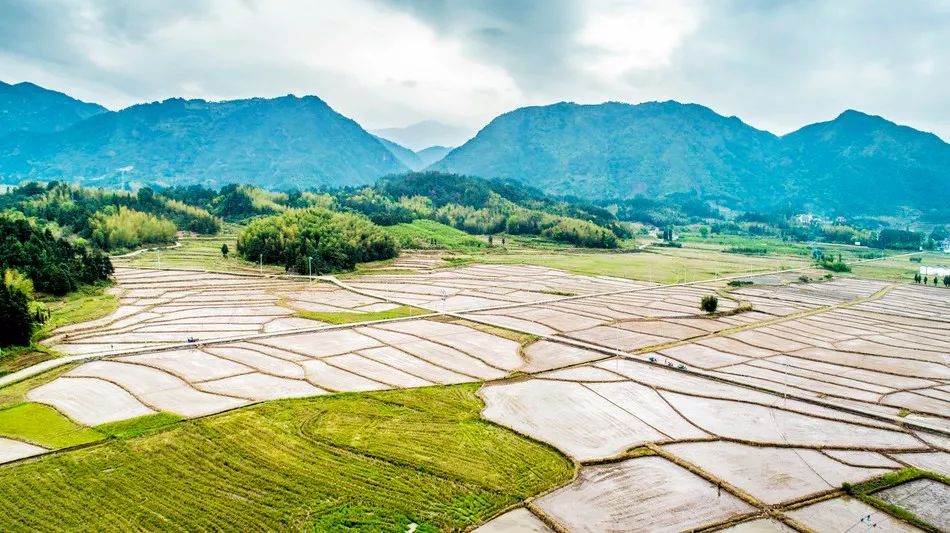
xmin=157 ymin=172 xmax=627 ymax=249
xmin=432 ymin=102 xmax=950 ymax=216
xmin=0 ymin=95 xmax=407 ymax=189
xmin=0 ymin=81 xmax=107 ymax=135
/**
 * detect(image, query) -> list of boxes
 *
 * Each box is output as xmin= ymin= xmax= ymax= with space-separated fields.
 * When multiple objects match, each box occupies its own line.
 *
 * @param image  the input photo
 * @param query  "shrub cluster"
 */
xmin=237 ymin=208 xmax=397 ymax=273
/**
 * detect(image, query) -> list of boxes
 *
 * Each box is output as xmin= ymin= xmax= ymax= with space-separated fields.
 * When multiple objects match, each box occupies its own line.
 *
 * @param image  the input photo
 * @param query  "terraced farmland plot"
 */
xmin=44 ymin=268 xmax=396 ymax=355
xmin=22 ymin=317 xmax=528 ymax=435
xmin=0 ymin=385 xmax=573 ymax=531
xmin=3 ymin=262 xmax=950 ymax=530
xmin=345 ymin=264 xmax=651 ymax=311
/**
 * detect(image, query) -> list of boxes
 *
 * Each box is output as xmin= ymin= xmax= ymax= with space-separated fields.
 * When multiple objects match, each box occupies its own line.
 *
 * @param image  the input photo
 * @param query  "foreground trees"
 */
xmin=237 ymin=208 xmax=397 ymax=273
xmin=0 ymin=215 xmax=113 ymax=296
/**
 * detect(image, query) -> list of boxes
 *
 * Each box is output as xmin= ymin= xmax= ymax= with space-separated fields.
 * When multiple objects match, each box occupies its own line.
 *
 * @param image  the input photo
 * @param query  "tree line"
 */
xmin=0 ymin=213 xmax=114 ymax=346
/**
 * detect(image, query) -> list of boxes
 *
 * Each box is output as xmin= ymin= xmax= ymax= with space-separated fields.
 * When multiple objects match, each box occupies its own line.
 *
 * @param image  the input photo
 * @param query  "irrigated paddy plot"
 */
xmin=0 ymin=260 xmax=948 ymax=531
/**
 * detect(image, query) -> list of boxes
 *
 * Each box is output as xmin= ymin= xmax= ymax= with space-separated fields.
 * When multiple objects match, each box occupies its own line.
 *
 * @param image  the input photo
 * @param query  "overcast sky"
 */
xmin=1 ymin=0 xmax=947 ymax=139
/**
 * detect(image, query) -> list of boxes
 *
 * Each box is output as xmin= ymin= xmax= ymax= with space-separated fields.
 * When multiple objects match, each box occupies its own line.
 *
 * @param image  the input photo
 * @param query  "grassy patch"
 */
xmin=294 ymin=305 xmax=431 ymax=325
xmin=95 ymin=413 xmax=183 ymax=439
xmin=462 ymin=246 xmax=811 ymax=283
xmin=439 ymin=317 xmax=539 ymax=345
xmin=842 ymin=467 xmax=949 ymax=533
xmin=0 ymin=364 xmax=76 ymax=410
xmin=384 ymin=219 xmax=485 ymax=250
xmin=0 ymin=384 xmax=573 ymax=531
xmin=0 ymin=284 xmax=118 ymax=376
xmin=32 ymin=283 xmax=119 ymax=341
xmin=0 ymin=402 xmax=103 ymax=448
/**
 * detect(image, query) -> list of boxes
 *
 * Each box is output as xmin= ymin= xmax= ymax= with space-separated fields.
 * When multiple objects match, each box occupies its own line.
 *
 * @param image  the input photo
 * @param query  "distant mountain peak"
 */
xmin=0 ymin=88 xmax=407 ymax=189
xmin=0 ymin=80 xmax=108 ymax=135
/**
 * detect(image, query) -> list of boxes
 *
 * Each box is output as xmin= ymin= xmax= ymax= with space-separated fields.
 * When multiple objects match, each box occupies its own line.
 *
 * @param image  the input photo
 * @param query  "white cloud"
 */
xmin=0 ymin=0 xmax=946 ymax=139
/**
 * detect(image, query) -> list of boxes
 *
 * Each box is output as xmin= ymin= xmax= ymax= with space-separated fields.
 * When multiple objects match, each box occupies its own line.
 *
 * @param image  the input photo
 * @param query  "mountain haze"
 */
xmin=0 ymin=94 xmax=407 ymax=189
xmin=0 ymin=81 xmax=107 ymax=135
xmin=373 ymin=120 xmax=473 ymax=151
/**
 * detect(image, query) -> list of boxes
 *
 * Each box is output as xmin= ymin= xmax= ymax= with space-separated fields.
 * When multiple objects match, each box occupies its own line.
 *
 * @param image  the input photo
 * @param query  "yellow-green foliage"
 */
xmin=241 ymin=185 xmax=288 ymax=212
xmin=384 ymin=219 xmax=485 ymax=250
xmin=3 ymin=269 xmax=33 ymax=297
xmin=89 ymin=206 xmax=176 ymax=250
xmin=32 ymin=283 xmax=118 ymax=341
xmin=0 ymin=384 xmax=572 ymax=531
xmin=0 ymin=402 xmax=103 ymax=448
xmin=294 ymin=305 xmax=430 ymax=324
xmin=95 ymin=413 xmax=183 ymax=439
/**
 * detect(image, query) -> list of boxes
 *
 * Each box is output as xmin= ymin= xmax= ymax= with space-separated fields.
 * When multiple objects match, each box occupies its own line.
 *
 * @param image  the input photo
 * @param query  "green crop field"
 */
xmin=384 ymin=219 xmax=486 ymax=250
xmin=0 ymin=403 xmax=102 ymax=448
xmin=467 ymin=245 xmax=812 ymax=283
xmin=0 ymin=384 xmax=573 ymax=531
xmin=294 ymin=305 xmax=432 ymax=325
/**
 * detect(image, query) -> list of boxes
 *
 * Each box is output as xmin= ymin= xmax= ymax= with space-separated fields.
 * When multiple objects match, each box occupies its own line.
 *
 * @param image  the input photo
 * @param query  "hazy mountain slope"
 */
xmin=779 ymin=110 xmax=950 ymax=213
xmin=0 ymin=81 xmax=107 ymax=135
xmin=416 ymin=145 xmax=452 ymax=167
xmin=375 ymin=136 xmax=424 ymax=170
xmin=0 ymin=95 xmax=407 ymax=189
xmin=433 ymin=101 xmax=950 ymax=214
xmin=373 ymin=120 xmax=473 ymax=151
xmin=432 ymin=101 xmax=781 ymax=205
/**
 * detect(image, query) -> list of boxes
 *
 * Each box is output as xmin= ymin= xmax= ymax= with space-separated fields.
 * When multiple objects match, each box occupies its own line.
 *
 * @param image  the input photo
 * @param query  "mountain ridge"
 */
xmin=0 ymin=81 xmax=947 ymax=216
xmin=0 ymin=80 xmax=108 ymax=135
xmin=0 ymin=92 xmax=407 ymax=189
xmin=431 ymin=101 xmax=950 ymax=215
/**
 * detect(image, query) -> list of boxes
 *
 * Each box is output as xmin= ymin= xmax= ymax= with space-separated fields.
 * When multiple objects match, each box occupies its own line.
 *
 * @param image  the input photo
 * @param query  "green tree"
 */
xmin=0 ymin=282 xmax=32 ymax=347
xmin=700 ymin=295 xmax=718 ymax=313
xmin=221 ymin=243 xmax=229 ymax=258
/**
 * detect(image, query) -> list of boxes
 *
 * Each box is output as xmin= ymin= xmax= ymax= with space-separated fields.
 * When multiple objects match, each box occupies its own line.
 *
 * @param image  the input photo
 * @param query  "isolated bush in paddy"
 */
xmin=220 ymin=243 xmax=229 ymax=258
xmin=944 ymin=275 xmax=950 ymax=287
xmin=700 ymin=295 xmax=718 ymax=314
xmin=237 ymin=207 xmax=397 ymax=273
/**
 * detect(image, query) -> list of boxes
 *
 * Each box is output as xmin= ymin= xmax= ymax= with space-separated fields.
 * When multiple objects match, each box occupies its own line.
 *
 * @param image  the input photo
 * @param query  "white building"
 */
xmin=920 ymin=266 xmax=950 ymax=277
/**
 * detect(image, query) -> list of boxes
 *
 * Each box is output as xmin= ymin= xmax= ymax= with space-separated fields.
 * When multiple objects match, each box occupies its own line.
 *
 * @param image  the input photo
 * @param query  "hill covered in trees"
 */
xmin=0 ymin=81 xmax=107 ymax=136
xmin=237 ymin=208 xmax=398 ymax=274
xmin=2 ymin=82 xmax=948 ymax=219
xmin=432 ymin=102 xmax=950 ymax=217
xmin=0 ymin=94 xmax=407 ymax=190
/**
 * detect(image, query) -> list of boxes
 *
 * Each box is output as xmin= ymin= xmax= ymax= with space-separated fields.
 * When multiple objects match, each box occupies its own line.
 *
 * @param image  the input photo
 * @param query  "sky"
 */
xmin=1 ymin=0 xmax=947 ymax=140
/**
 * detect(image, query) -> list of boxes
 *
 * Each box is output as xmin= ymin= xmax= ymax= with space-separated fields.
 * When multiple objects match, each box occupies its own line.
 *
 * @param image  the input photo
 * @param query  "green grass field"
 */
xmin=0 ymin=403 xmax=102 ymax=448
xmin=0 ymin=384 xmax=573 ymax=531
xmin=32 ymin=283 xmax=119 ymax=342
xmin=384 ymin=219 xmax=486 ymax=250
xmin=0 ymin=365 xmax=110 ymax=449
xmin=294 ymin=305 xmax=432 ymax=325
xmin=466 ymin=246 xmax=811 ymax=283
xmin=849 ymin=251 xmax=944 ymax=281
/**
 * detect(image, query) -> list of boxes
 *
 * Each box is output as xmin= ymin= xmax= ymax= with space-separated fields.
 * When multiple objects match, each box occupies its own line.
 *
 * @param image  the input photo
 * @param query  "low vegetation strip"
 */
xmin=293 ymin=305 xmax=431 ymax=325
xmin=842 ymin=467 xmax=950 ymax=533
xmin=0 ymin=403 xmax=102 ymax=448
xmin=0 ymin=384 xmax=573 ymax=531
